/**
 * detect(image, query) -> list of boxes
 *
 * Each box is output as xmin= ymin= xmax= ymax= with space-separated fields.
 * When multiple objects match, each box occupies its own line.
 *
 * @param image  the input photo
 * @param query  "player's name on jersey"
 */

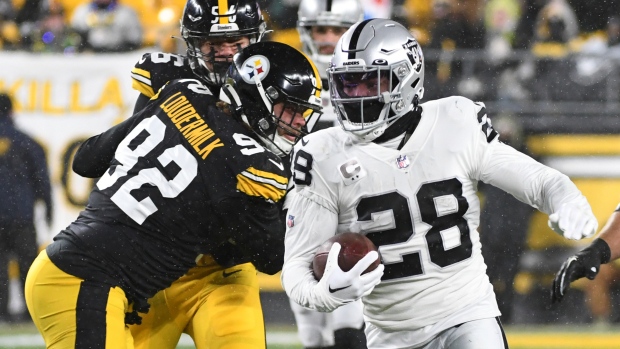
xmin=161 ymin=91 xmax=224 ymax=160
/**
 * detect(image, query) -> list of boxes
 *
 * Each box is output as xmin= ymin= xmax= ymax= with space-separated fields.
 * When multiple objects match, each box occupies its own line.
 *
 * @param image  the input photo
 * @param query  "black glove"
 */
xmin=551 ymin=238 xmax=611 ymax=303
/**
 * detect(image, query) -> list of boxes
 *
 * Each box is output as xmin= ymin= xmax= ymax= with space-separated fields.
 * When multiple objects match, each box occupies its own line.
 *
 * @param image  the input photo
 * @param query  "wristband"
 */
xmin=588 ymin=238 xmax=611 ymax=264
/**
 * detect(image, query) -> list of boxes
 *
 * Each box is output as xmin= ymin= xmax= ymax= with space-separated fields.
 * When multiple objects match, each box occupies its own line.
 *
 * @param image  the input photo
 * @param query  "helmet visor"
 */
xmin=330 ymin=69 xmax=392 ymax=124
xmin=187 ymin=36 xmax=250 ymax=84
xmin=272 ymin=101 xmax=322 ymax=143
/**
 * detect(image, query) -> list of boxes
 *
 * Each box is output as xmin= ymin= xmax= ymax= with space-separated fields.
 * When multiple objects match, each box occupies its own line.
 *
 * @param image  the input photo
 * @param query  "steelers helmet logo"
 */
xmin=240 ymin=55 xmax=271 ymax=84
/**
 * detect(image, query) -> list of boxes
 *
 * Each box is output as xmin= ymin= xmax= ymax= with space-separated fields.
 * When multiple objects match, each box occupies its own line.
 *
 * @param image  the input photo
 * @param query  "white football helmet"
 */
xmin=328 ymin=19 xmax=425 ymax=141
xmin=297 ymin=0 xmax=364 ymax=79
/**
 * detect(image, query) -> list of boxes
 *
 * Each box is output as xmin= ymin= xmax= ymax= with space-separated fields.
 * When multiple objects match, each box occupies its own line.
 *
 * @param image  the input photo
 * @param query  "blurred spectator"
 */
xmin=567 ymin=0 xmax=620 ymax=35
xmin=24 ymin=1 xmax=82 ymax=53
xmin=484 ymin=0 xmax=521 ymax=64
xmin=70 ymin=0 xmax=143 ymax=52
xmin=265 ymin=0 xmax=300 ymax=30
xmin=513 ymin=0 xmax=547 ymax=50
xmin=264 ymin=0 xmax=302 ymax=47
xmin=0 ymin=92 xmax=53 ymax=324
xmin=565 ymin=16 xmax=620 ymax=102
xmin=403 ymin=0 xmax=433 ymax=45
xmin=532 ymin=0 xmax=578 ymax=47
xmin=424 ymin=0 xmax=486 ymax=100
xmin=479 ymin=114 xmax=536 ymax=324
xmin=0 ymin=0 xmax=20 ymax=49
xmin=427 ymin=0 xmax=485 ymax=50
xmin=517 ymin=0 xmax=581 ymax=102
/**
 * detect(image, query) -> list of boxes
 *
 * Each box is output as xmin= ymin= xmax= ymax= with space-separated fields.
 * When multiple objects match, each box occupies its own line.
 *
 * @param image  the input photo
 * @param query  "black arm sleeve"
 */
xmin=211 ymin=196 xmax=285 ymax=275
xmin=72 ymin=117 xmax=136 ymax=178
xmin=133 ymin=93 xmax=151 ymax=115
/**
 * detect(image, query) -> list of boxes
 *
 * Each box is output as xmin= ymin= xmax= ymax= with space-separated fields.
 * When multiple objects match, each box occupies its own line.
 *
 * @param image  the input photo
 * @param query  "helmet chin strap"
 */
xmin=253 ymin=75 xmax=273 ymax=112
xmin=258 ymin=132 xmax=293 ymax=157
xmin=253 ymin=76 xmax=297 ymax=156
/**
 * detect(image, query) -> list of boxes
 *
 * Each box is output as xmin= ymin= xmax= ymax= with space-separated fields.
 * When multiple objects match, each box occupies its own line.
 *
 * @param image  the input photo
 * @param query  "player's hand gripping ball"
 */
xmin=313 ymin=232 xmax=380 ymax=280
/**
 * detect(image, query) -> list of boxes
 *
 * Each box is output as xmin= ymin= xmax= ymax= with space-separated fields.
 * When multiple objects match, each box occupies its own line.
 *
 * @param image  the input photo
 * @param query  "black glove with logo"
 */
xmin=551 ymin=238 xmax=611 ymax=303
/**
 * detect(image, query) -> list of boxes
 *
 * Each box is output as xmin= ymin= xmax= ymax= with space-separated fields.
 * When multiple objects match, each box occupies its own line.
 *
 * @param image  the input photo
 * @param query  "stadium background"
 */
xmin=2 ymin=0 xmax=620 ymax=347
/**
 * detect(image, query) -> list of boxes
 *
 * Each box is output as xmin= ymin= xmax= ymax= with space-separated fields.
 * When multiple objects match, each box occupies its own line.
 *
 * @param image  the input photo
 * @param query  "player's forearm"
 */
xmin=597 ymin=210 xmax=620 ymax=262
xmin=281 ymin=259 xmax=321 ymax=310
xmin=133 ymin=93 xmax=151 ymax=115
xmin=481 ymin=143 xmax=585 ymax=214
xmin=213 ymin=196 xmax=285 ymax=275
xmin=72 ymin=117 xmax=135 ymax=177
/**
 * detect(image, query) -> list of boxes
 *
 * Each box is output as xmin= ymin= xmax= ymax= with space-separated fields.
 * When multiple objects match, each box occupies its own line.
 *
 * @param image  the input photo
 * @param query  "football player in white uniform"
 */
xmin=281 ymin=19 xmax=598 ymax=349
xmin=289 ymin=0 xmax=366 ymax=348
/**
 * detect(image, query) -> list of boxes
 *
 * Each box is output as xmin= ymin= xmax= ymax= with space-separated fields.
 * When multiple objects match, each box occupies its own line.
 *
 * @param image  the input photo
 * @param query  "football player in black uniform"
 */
xmin=128 ymin=1 xmax=281 ymax=348
xmin=25 ymin=41 xmax=322 ymax=349
xmin=130 ymin=0 xmax=266 ymax=114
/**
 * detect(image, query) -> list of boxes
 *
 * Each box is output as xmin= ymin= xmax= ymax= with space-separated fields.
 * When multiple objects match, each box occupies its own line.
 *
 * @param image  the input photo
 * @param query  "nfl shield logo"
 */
xmin=287 ymin=214 xmax=295 ymax=228
xmin=396 ymin=155 xmax=410 ymax=169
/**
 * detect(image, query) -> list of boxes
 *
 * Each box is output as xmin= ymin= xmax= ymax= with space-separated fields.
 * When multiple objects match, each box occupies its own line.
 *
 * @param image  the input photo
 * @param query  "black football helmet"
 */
xmin=221 ymin=41 xmax=323 ymax=156
xmin=181 ymin=0 xmax=266 ymax=85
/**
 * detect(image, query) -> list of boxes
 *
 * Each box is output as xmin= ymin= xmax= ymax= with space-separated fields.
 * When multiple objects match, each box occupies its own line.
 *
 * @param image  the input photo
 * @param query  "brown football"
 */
xmin=312 ymin=232 xmax=380 ymax=281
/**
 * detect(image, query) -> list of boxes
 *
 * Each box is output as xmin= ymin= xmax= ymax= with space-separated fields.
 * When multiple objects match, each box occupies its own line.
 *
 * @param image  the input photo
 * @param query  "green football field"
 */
xmin=2 ymin=323 xmax=620 ymax=349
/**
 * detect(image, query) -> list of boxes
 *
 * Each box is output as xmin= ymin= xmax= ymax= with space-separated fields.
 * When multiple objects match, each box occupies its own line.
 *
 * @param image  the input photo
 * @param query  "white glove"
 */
xmin=548 ymin=202 xmax=598 ymax=240
xmin=311 ymin=243 xmax=384 ymax=312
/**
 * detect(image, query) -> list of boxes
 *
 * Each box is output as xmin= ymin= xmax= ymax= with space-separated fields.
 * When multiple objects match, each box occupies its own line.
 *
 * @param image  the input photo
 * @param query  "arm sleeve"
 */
xmin=211 ymin=196 xmax=286 ymax=275
xmin=478 ymin=141 xmax=587 ymax=215
xmin=72 ymin=117 xmax=136 ymax=178
xmin=132 ymin=93 xmax=151 ymax=115
xmin=281 ymin=188 xmax=339 ymax=310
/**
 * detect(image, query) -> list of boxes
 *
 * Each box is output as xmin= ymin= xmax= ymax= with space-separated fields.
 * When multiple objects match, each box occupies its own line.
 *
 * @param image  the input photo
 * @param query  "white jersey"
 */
xmin=282 ymin=96 xmax=589 ymax=347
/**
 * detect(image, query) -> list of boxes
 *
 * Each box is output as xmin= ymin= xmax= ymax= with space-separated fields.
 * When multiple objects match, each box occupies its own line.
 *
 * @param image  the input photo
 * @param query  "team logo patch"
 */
xmin=338 ymin=158 xmax=367 ymax=186
xmin=396 ymin=154 xmax=410 ymax=169
xmin=240 ymin=55 xmax=271 ymax=84
xmin=287 ymin=214 xmax=295 ymax=228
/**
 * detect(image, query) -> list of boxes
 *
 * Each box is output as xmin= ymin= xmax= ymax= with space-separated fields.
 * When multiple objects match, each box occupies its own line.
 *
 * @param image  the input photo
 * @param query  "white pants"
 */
xmin=289 ymin=298 xmax=364 ymax=347
xmin=419 ymin=317 xmax=507 ymax=349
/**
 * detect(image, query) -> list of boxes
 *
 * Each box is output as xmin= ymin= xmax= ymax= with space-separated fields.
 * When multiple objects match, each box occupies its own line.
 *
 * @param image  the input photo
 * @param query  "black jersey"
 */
xmin=131 ymin=52 xmax=196 ymax=98
xmin=48 ymin=78 xmax=288 ymax=308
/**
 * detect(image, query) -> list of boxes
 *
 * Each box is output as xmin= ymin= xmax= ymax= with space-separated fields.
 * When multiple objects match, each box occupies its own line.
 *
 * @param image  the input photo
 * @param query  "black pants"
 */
xmin=0 ymin=220 xmax=38 ymax=318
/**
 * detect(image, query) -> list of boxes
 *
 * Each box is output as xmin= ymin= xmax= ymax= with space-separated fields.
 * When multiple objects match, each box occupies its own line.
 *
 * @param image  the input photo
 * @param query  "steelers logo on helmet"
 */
xmin=240 ymin=55 xmax=271 ymax=84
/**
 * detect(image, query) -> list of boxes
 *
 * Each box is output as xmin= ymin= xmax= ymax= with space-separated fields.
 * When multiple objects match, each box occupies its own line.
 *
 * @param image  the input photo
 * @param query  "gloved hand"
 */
xmin=312 ymin=242 xmax=384 ymax=312
xmin=548 ymin=202 xmax=598 ymax=240
xmin=551 ymin=238 xmax=611 ymax=303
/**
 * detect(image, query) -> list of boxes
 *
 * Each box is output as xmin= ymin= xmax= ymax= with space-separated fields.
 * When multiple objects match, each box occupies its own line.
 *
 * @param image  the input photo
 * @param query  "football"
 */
xmin=312 ymin=232 xmax=380 ymax=280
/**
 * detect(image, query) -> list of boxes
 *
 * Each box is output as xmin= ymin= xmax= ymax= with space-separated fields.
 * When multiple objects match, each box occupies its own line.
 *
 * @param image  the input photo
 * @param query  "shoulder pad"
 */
xmin=293 ymin=127 xmax=345 ymax=160
xmin=422 ymin=96 xmax=498 ymax=143
xmin=131 ymin=52 xmax=193 ymax=98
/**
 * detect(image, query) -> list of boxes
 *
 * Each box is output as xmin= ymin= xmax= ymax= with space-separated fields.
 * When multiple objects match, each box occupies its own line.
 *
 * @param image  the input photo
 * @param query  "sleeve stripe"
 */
xmin=131 ymin=72 xmax=152 ymax=87
xmin=131 ymin=67 xmax=152 ymax=81
xmin=130 ymin=68 xmax=155 ymax=97
xmin=236 ymin=173 xmax=287 ymax=202
xmin=245 ymin=167 xmax=288 ymax=186
xmin=240 ymin=170 xmax=287 ymax=190
xmin=476 ymin=106 xmax=486 ymax=123
xmin=131 ymin=80 xmax=155 ymax=98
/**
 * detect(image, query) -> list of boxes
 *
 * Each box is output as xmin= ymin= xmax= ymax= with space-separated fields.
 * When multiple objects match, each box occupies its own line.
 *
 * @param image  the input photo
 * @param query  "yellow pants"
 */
xmin=25 ymin=250 xmax=134 ymax=349
xmin=130 ymin=255 xmax=265 ymax=349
